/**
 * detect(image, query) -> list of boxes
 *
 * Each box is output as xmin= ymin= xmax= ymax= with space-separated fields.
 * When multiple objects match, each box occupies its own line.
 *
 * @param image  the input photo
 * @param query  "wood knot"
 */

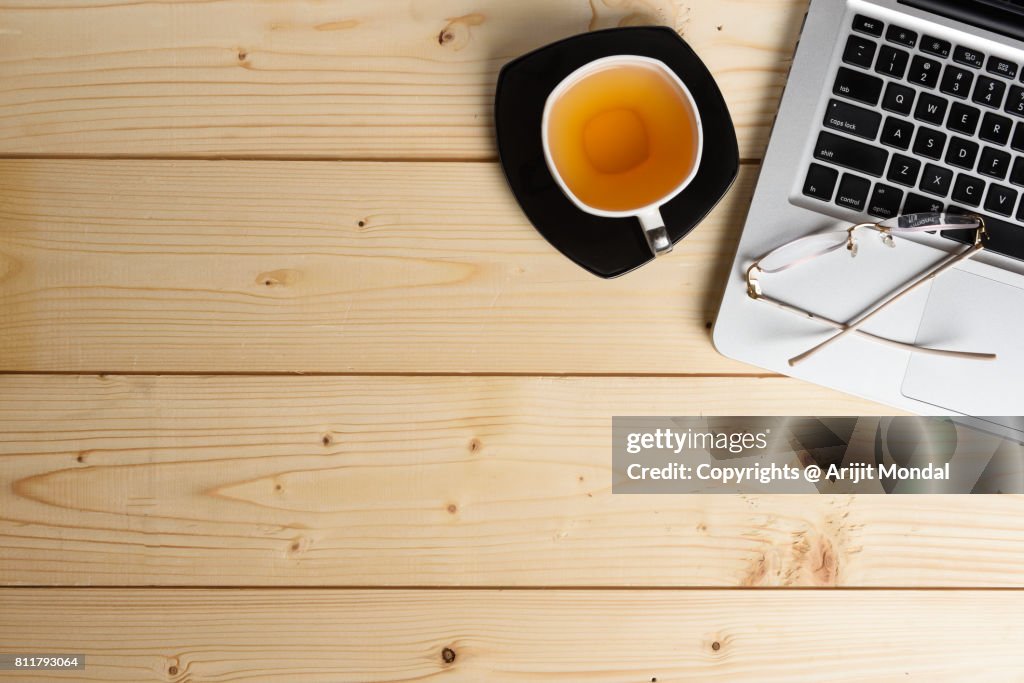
xmin=322 ymin=433 xmax=332 ymax=447
xmin=441 ymin=647 xmax=456 ymax=664
xmin=256 ymin=269 xmax=300 ymax=288
xmin=357 ymin=219 xmax=366 ymax=228
xmin=437 ymin=13 xmax=485 ymax=50
xmin=237 ymin=49 xmax=247 ymax=61
xmin=711 ymin=641 xmax=721 ymax=652
xmin=446 ymin=504 xmax=458 ymax=515
xmin=468 ymin=438 xmax=483 ymax=453
xmin=168 ymin=665 xmax=179 ymax=676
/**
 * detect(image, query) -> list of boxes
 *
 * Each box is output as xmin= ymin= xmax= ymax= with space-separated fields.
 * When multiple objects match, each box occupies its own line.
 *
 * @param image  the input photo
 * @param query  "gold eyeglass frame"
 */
xmin=745 ymin=213 xmax=996 ymax=366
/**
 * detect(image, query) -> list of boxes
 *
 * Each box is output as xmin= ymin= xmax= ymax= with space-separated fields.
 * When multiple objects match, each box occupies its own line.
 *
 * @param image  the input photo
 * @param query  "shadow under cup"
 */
xmin=542 ymin=55 xmax=704 ymax=257
xmin=495 ymin=27 xmax=739 ymax=278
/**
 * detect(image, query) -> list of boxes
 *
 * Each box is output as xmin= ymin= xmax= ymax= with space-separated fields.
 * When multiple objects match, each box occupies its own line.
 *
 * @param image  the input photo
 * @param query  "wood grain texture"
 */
xmin=2 ymin=588 xmax=1023 ymax=681
xmin=12 ymin=374 xmax=1024 ymax=589
xmin=0 ymin=0 xmax=806 ymax=159
xmin=0 ymin=159 xmax=757 ymax=373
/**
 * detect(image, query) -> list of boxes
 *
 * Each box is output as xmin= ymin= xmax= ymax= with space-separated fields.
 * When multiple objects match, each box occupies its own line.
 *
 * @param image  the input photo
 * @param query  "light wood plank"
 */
xmin=0 ymin=159 xmax=757 ymax=373
xmin=0 ymin=0 xmax=805 ymax=159
xmin=9 ymin=374 xmax=1024 ymax=589
xmin=1 ymin=588 xmax=1023 ymax=681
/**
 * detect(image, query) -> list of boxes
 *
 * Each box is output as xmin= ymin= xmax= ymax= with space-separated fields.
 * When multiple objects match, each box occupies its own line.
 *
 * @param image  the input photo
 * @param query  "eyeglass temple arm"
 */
xmin=754 ymin=291 xmax=996 ymax=361
xmin=788 ymin=237 xmax=987 ymax=367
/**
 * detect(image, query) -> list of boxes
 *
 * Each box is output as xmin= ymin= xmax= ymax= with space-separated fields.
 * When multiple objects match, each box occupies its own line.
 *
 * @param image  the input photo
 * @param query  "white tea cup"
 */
xmin=541 ymin=55 xmax=704 ymax=256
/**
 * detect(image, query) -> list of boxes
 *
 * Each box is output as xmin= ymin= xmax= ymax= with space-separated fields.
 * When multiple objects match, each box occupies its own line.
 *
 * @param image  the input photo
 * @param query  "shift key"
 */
xmin=823 ymin=98 xmax=882 ymax=139
xmin=814 ymin=131 xmax=888 ymax=177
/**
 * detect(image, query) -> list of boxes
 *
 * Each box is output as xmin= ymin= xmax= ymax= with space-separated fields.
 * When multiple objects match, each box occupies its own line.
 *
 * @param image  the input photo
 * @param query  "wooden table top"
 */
xmin=1 ymin=1 xmax=1023 ymax=680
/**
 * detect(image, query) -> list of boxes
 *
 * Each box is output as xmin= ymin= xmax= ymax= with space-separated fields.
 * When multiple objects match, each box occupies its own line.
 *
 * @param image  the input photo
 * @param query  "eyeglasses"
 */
xmin=746 ymin=212 xmax=997 ymax=367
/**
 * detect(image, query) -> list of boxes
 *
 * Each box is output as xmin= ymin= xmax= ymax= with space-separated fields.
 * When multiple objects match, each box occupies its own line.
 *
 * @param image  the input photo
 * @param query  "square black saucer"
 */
xmin=495 ymin=27 xmax=739 ymax=278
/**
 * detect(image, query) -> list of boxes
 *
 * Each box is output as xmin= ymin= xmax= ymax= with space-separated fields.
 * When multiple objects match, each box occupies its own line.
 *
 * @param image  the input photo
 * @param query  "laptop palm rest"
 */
xmin=902 ymin=268 xmax=1024 ymax=426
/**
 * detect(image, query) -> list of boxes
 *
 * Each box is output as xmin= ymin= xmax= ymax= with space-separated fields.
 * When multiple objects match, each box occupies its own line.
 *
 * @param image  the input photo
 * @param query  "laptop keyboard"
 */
xmin=802 ymin=11 xmax=1024 ymax=261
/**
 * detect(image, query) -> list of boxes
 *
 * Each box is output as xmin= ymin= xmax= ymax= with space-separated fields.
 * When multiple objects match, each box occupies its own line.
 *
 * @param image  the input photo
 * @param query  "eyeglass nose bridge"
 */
xmin=847 ymin=222 xmax=879 ymax=255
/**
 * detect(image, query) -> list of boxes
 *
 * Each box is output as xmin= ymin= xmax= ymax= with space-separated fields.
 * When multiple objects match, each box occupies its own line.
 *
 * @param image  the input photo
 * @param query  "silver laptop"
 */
xmin=714 ymin=0 xmax=1024 ymax=429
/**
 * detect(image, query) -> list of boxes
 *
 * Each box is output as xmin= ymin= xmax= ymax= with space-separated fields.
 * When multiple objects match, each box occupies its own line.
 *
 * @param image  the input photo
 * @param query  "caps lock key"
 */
xmin=823 ymin=99 xmax=882 ymax=139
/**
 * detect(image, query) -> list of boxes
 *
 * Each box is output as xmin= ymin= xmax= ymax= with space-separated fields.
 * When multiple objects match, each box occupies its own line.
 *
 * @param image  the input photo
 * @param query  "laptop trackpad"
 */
xmin=902 ymin=268 xmax=1024 ymax=422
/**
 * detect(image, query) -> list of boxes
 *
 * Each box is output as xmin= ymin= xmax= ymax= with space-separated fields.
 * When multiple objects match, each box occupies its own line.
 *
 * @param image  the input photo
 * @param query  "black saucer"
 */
xmin=495 ymin=27 xmax=739 ymax=278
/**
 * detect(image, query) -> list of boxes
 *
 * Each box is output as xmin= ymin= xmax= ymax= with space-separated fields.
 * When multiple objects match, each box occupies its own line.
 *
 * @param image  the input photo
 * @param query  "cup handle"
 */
xmin=637 ymin=207 xmax=673 ymax=256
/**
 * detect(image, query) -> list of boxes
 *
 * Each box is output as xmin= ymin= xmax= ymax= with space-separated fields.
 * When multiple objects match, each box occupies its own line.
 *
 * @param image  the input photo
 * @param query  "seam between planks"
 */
xmin=0 ymin=371 xmax=780 ymax=378
xmin=2 ymin=586 xmax=1023 ymax=591
xmin=0 ymin=154 xmax=765 ymax=165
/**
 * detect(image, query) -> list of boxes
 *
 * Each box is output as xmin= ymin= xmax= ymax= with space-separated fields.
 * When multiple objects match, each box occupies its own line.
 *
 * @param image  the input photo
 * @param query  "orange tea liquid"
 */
xmin=546 ymin=63 xmax=699 ymax=212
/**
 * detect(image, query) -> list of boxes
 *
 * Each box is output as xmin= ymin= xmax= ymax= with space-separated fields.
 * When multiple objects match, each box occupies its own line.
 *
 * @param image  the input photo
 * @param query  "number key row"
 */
xmin=839 ymin=38 xmax=1024 ymax=116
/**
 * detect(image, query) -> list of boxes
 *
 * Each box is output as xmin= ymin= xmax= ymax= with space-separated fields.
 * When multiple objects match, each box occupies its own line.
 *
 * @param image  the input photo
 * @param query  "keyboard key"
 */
xmin=842 ymin=34 xmax=877 ymax=69
xmin=903 ymin=192 xmax=944 ymax=214
xmin=835 ymin=173 xmax=871 ymax=211
xmin=946 ymin=137 xmax=979 ymax=169
xmin=834 ymin=67 xmax=884 ymax=106
xmin=1010 ymin=157 xmax=1024 ymax=186
xmin=875 ymin=45 xmax=910 ymax=79
xmin=940 ymin=65 xmax=974 ymax=98
xmin=853 ymin=14 xmax=884 ymax=37
xmin=980 ymin=112 xmax=1012 ymax=145
xmin=908 ymin=55 xmax=941 ymax=89
xmin=803 ymin=163 xmax=839 ymax=201
xmin=945 ymin=209 xmax=1024 ymax=261
xmin=914 ymin=92 xmax=948 ymax=125
xmin=973 ymin=75 xmax=1006 ymax=108
xmin=953 ymin=45 xmax=985 ymax=68
xmin=1012 ymin=122 xmax=1024 ymax=152
xmin=880 ymin=117 xmax=913 ymax=149
xmin=887 ymin=154 xmax=921 ymax=187
xmin=813 ymin=131 xmax=888 ymax=177
xmin=823 ymin=99 xmax=881 ymax=139
xmin=882 ymin=82 xmax=916 ymax=115
xmin=948 ymin=103 xmax=981 ymax=135
xmin=987 ymin=56 xmax=1018 ymax=79
xmin=979 ymin=147 xmax=1012 ymax=179
xmin=952 ymin=174 xmax=985 ymax=206
xmin=886 ymin=25 xmax=917 ymax=48
xmin=921 ymin=163 xmax=953 ymax=196
xmin=867 ymin=183 xmax=904 ymax=218
xmin=984 ymin=184 xmax=1018 ymax=216
xmin=1004 ymin=85 xmax=1024 ymax=117
xmin=921 ymin=35 xmax=951 ymax=59
xmin=913 ymin=127 xmax=947 ymax=160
